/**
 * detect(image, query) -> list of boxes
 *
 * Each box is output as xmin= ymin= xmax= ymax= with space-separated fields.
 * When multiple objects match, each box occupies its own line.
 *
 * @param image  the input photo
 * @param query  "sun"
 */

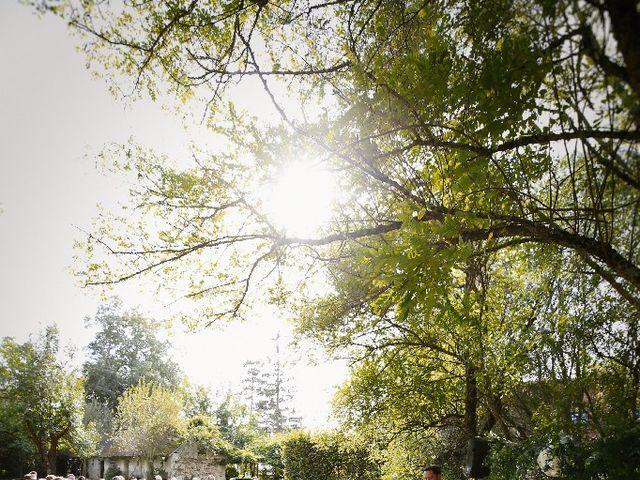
xmin=262 ymin=160 xmax=336 ymax=238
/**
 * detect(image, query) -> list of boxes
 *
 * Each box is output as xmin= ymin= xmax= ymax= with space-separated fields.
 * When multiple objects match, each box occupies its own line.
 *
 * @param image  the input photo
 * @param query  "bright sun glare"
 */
xmin=262 ymin=161 xmax=336 ymax=238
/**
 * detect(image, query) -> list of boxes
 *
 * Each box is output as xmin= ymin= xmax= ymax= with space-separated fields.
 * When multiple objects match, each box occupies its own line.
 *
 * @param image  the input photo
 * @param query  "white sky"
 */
xmin=0 ymin=2 xmax=346 ymax=428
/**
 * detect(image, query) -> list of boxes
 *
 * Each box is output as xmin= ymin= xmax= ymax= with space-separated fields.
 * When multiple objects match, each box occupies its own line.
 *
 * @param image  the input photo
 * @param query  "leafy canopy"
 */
xmin=0 ymin=327 xmax=98 ymax=474
xmin=30 ymin=0 xmax=640 ymax=321
xmin=111 ymin=381 xmax=184 ymax=459
xmin=83 ymin=298 xmax=182 ymax=410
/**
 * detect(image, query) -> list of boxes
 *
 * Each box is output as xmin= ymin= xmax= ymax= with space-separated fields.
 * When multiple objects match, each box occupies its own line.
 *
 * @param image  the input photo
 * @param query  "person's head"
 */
xmin=423 ymin=465 xmax=441 ymax=480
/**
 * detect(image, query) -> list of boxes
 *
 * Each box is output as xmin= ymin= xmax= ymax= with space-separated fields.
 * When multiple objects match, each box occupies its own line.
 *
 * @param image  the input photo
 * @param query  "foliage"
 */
xmin=0 ymin=412 xmax=36 ymax=478
xmin=31 ymin=0 xmax=640 ymax=478
xmin=83 ymin=398 xmax=115 ymax=445
xmin=242 ymin=354 xmax=297 ymax=434
xmin=183 ymin=414 xmax=239 ymax=461
xmin=281 ymin=430 xmax=379 ymax=480
xmin=0 ymin=327 xmax=98 ymax=474
xmin=490 ymin=427 xmax=640 ymax=480
xmin=83 ymin=298 xmax=182 ymax=410
xmin=110 ymin=381 xmax=184 ymax=459
xmin=104 ymin=465 xmax=123 ymax=480
xmin=34 ymin=0 xmax=640 ymax=322
xmin=183 ymin=383 xmax=215 ymax=418
xmin=249 ymin=434 xmax=285 ymax=480
xmin=210 ymin=392 xmax=294 ymax=477
xmin=324 ymin=246 xmax=640 ymax=478
xmin=181 ymin=384 xmax=270 ymax=465
xmin=214 ymin=392 xmax=262 ymax=452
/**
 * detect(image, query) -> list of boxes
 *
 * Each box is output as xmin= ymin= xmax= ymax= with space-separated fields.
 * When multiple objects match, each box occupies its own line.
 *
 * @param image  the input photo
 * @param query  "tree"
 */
xmin=317 ymin=245 xmax=640 ymax=478
xmin=258 ymin=334 xmax=298 ymax=433
xmin=83 ymin=298 xmax=182 ymax=410
xmin=183 ymin=383 xmax=215 ymax=419
xmin=242 ymin=360 xmax=265 ymax=413
xmin=83 ymin=398 xmax=115 ymax=447
xmin=0 ymin=327 xmax=97 ymax=474
xmin=214 ymin=392 xmax=261 ymax=452
xmin=253 ymin=361 xmax=290 ymax=435
xmin=212 ymin=392 xmax=265 ymax=477
xmin=0 ymin=400 xmax=36 ymax=477
xmin=250 ymin=434 xmax=286 ymax=480
xmin=242 ymin=337 xmax=297 ymax=434
xmin=33 ymin=0 xmax=640 ymax=318
xmin=111 ymin=382 xmax=184 ymax=464
xmin=32 ymin=0 xmax=640 ymax=477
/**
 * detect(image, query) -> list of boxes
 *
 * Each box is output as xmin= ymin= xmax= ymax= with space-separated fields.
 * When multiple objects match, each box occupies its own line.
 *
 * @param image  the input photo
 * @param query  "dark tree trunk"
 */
xmin=46 ymin=439 xmax=59 ymax=475
xmin=464 ymin=363 xmax=478 ymax=437
xmin=607 ymin=0 xmax=640 ymax=101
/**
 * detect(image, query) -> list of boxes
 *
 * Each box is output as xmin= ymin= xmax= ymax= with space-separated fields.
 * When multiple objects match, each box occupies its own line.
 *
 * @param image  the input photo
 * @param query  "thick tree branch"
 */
xmin=606 ymin=0 xmax=640 ymax=100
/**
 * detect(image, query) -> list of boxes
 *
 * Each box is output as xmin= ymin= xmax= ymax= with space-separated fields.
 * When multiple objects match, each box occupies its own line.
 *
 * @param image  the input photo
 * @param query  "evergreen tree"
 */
xmin=241 ymin=335 xmax=297 ymax=434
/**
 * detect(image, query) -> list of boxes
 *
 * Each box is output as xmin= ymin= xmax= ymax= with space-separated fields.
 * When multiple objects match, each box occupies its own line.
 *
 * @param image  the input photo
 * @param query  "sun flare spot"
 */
xmin=262 ymin=161 xmax=336 ymax=238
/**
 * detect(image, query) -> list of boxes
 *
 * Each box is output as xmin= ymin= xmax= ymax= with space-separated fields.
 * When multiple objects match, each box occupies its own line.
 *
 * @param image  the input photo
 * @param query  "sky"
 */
xmin=0 ymin=2 xmax=347 ymax=428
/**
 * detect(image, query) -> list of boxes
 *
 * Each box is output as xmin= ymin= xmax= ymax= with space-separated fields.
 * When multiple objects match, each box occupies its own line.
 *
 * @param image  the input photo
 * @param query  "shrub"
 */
xmin=104 ymin=465 xmax=123 ymax=480
xmin=282 ymin=431 xmax=379 ymax=480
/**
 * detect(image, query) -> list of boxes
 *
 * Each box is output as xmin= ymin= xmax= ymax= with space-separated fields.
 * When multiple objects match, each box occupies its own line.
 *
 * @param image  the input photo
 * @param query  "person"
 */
xmin=423 ymin=465 xmax=441 ymax=480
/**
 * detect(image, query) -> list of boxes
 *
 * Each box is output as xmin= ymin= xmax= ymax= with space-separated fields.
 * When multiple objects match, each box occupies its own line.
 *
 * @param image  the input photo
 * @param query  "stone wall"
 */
xmin=164 ymin=443 xmax=226 ymax=480
xmin=103 ymin=458 xmax=129 ymax=477
xmin=127 ymin=457 xmax=151 ymax=479
xmin=91 ymin=456 xmax=153 ymax=479
xmin=87 ymin=458 xmax=103 ymax=480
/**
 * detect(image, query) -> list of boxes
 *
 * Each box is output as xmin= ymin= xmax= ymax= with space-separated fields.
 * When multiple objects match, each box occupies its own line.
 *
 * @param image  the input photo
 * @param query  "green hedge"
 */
xmin=282 ymin=431 xmax=380 ymax=480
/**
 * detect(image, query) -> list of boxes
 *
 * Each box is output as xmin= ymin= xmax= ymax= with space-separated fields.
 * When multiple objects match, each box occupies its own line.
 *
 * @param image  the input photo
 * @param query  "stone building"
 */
xmin=86 ymin=442 xmax=225 ymax=480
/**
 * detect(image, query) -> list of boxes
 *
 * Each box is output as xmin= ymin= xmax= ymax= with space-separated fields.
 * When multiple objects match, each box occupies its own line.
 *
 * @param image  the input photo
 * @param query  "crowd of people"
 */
xmin=21 ymin=465 xmax=439 ymax=480
xmin=22 ymin=472 xmax=85 ymax=480
xmin=23 ymin=472 xmax=217 ymax=480
xmin=23 ymin=472 xmax=87 ymax=480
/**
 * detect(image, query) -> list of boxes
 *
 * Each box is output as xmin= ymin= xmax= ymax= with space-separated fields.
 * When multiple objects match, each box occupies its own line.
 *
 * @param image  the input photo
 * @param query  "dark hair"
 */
xmin=424 ymin=465 xmax=441 ymax=475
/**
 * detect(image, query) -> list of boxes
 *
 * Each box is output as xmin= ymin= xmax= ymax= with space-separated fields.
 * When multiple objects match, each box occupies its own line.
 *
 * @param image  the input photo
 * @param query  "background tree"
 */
xmin=0 ymin=327 xmax=97 ymax=474
xmin=250 ymin=434 xmax=286 ymax=480
xmin=257 ymin=334 xmax=298 ymax=433
xmin=183 ymin=383 xmax=215 ymax=419
xmin=110 ymin=382 xmax=184 ymax=468
xmin=83 ymin=398 xmax=114 ymax=449
xmin=83 ymin=298 xmax=182 ymax=410
xmin=242 ymin=360 xmax=265 ymax=413
xmin=214 ymin=392 xmax=261 ymax=452
xmin=0 ymin=398 xmax=36 ymax=477
xmin=242 ymin=341 xmax=297 ymax=434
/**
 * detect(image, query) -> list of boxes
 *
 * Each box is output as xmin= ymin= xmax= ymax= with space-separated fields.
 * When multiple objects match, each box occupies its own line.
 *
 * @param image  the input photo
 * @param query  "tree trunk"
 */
xmin=46 ymin=439 xmax=59 ymax=475
xmin=607 ymin=0 xmax=640 ymax=102
xmin=464 ymin=363 xmax=478 ymax=437
xmin=31 ymin=437 xmax=48 ymax=476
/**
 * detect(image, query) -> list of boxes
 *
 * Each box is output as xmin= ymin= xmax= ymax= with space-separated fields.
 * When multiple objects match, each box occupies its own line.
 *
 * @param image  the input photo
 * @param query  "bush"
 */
xmin=225 ymin=465 xmax=239 ymax=479
xmin=104 ymin=465 xmax=123 ymax=480
xmin=281 ymin=431 xmax=380 ymax=480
